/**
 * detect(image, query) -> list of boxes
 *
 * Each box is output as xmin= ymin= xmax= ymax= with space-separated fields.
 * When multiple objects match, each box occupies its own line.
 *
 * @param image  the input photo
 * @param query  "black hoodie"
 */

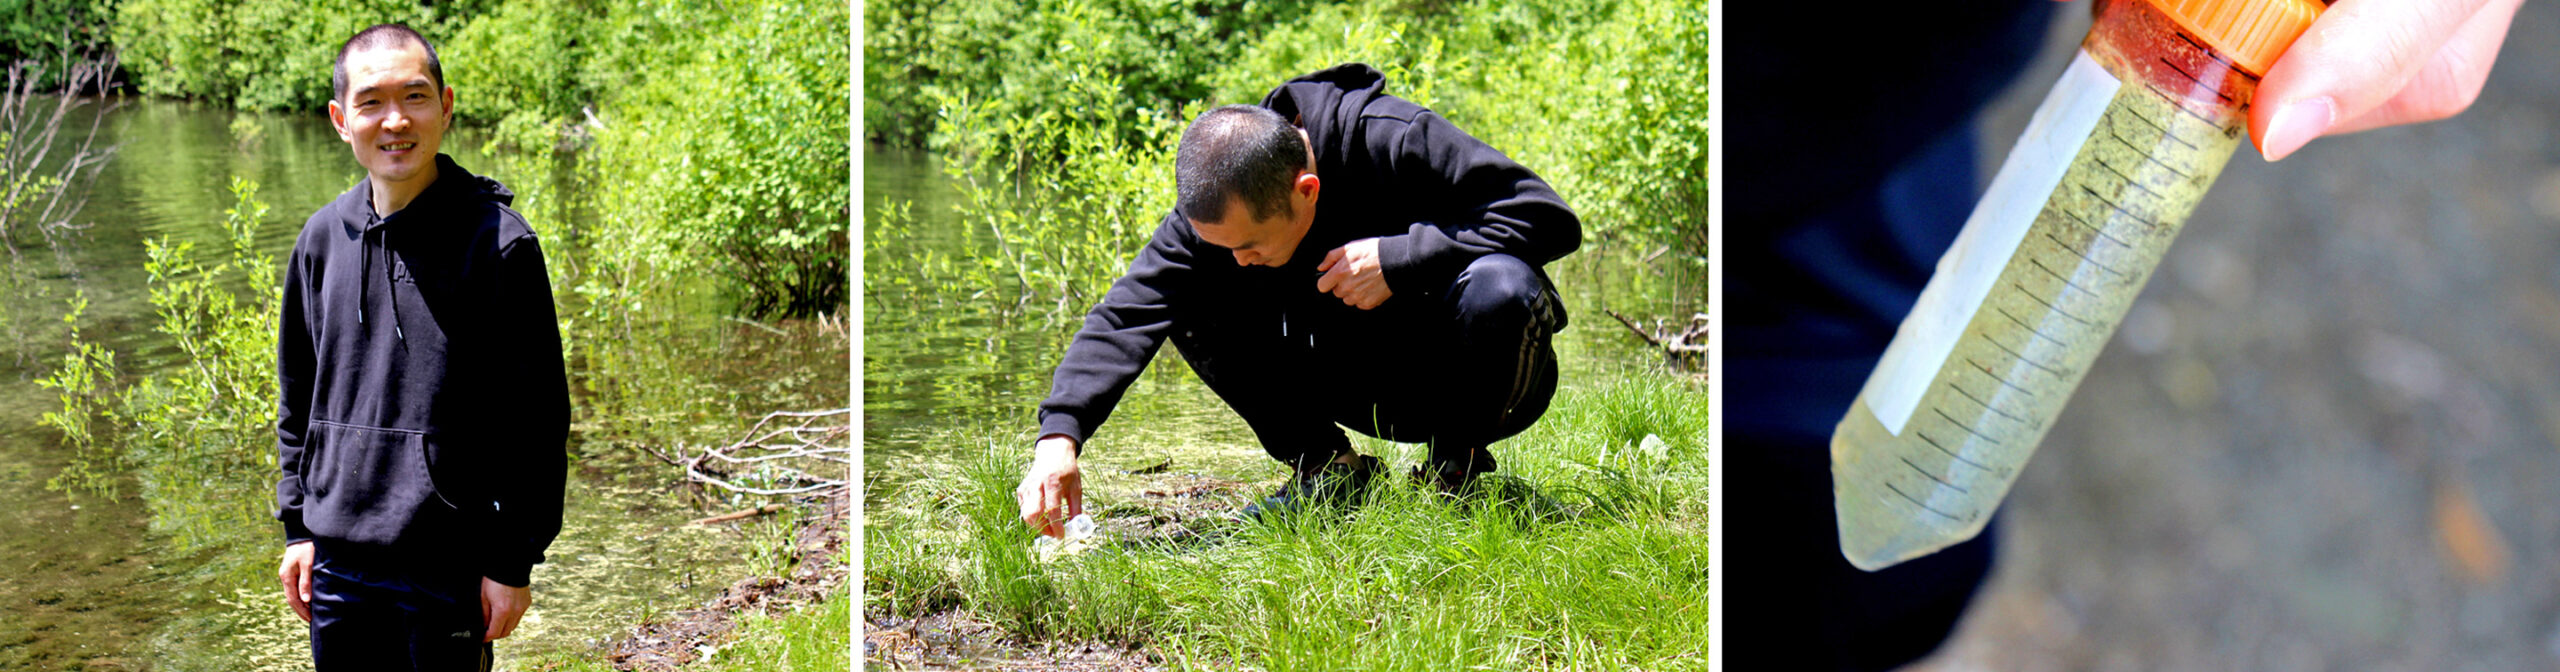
xmin=1035 ymin=63 xmax=1582 ymax=447
xmin=275 ymin=154 xmax=569 ymax=588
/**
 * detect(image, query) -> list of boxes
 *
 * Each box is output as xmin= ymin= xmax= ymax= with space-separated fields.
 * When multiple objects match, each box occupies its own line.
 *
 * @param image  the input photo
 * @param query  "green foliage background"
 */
xmin=81 ymin=0 xmax=850 ymax=318
xmin=866 ymin=0 xmax=1708 ymax=303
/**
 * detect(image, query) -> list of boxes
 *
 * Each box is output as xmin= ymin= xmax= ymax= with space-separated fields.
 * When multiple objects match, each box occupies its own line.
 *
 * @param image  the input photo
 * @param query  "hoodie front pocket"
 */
xmin=301 ymin=421 xmax=456 ymax=547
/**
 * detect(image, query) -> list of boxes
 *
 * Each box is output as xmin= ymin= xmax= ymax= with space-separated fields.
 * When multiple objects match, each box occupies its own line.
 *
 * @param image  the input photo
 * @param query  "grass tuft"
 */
xmin=867 ymin=378 xmax=1710 ymax=670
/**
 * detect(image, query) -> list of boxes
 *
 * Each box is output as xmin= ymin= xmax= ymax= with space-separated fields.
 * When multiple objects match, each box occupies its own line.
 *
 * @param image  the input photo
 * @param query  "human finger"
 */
xmin=2322 ymin=0 xmax=2518 ymax=137
xmin=285 ymin=572 xmax=312 ymax=623
xmin=1016 ymin=480 xmax=1053 ymax=535
xmin=2250 ymin=0 xmax=2501 ymax=160
xmin=1033 ymin=480 xmax=1066 ymax=538
xmin=488 ymin=607 xmax=518 ymax=641
xmin=1316 ymin=265 xmax=1345 ymax=293
xmin=1318 ymin=246 xmax=1344 ymax=272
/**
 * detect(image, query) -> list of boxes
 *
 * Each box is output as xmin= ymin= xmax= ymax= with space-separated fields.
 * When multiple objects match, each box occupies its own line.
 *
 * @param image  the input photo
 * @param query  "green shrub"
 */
xmin=863 ymin=0 xmax=1314 ymax=151
xmin=112 ymin=0 xmax=457 ymax=110
xmin=1 ymin=0 xmax=113 ymax=71
xmin=443 ymin=0 xmax=595 ymax=152
xmin=582 ymin=0 xmax=849 ymax=319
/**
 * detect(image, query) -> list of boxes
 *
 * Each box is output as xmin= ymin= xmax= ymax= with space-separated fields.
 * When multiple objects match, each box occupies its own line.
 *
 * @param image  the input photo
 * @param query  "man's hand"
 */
xmin=481 ymin=578 xmax=531 ymax=642
xmin=1016 ymin=435 xmax=1085 ymax=538
xmin=2251 ymin=0 xmax=2523 ymax=160
xmin=1316 ymin=238 xmax=1392 ymax=310
xmin=278 ymin=541 xmax=316 ymax=623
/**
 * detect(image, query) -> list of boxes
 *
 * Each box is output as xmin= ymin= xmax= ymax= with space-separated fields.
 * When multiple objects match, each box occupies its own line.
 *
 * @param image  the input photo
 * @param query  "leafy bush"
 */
xmin=442 ymin=0 xmax=594 ymax=152
xmin=1 ymin=0 xmax=113 ymax=74
xmin=863 ymin=0 xmax=1313 ymax=152
xmin=926 ymin=36 xmax=1186 ymax=304
xmin=582 ymin=0 xmax=849 ymax=319
xmin=111 ymin=0 xmax=457 ymax=110
xmin=1207 ymin=0 xmax=1706 ymax=261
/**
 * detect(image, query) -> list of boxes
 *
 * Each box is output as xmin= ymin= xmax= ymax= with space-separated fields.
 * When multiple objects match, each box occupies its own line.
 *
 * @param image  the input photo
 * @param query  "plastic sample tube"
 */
xmin=1831 ymin=0 xmax=2324 ymax=572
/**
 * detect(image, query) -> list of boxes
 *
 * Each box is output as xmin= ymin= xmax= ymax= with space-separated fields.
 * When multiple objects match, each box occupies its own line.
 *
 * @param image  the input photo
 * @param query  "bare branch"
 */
xmin=664 ymin=408 xmax=852 ymax=506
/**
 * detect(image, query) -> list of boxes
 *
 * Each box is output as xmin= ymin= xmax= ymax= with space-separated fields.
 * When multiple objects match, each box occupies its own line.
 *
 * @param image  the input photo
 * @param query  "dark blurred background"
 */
xmin=1907 ymin=3 xmax=2560 ymax=669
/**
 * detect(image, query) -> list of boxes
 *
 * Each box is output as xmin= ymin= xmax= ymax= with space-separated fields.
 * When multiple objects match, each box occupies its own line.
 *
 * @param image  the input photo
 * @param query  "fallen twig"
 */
xmin=664 ymin=408 xmax=852 ymax=499
xmin=691 ymin=503 xmax=789 ymax=526
xmin=1605 ymin=310 xmax=1709 ymax=370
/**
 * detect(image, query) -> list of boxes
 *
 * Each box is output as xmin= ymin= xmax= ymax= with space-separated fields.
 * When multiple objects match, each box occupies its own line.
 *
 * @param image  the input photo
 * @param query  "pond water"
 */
xmin=861 ymin=143 xmax=1699 ymax=489
xmin=1 ymin=99 xmax=846 ymax=669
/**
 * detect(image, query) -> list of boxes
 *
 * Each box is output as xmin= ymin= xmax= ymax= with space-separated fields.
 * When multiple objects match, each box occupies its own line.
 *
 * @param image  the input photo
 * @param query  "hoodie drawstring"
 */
xmin=358 ymin=224 xmax=405 ymax=342
xmin=387 ymin=228 xmax=403 ymax=341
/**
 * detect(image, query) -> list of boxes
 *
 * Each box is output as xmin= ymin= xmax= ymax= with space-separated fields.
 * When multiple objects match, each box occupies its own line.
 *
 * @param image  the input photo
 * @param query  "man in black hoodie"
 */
xmin=1016 ymin=64 xmax=1580 ymax=534
xmin=271 ymin=24 xmax=568 ymax=670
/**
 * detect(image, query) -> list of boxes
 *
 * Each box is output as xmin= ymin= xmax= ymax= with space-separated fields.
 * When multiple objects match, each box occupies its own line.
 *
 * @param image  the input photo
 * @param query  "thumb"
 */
xmin=1318 ymin=246 xmax=1344 ymax=271
xmin=2250 ymin=0 xmax=2508 ymax=160
xmin=297 ymin=563 xmax=312 ymax=603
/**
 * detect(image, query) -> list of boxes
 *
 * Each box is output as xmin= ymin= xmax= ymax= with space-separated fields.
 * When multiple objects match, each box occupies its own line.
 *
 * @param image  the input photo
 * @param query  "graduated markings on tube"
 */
xmin=1859 ymin=50 xmax=2122 ymax=436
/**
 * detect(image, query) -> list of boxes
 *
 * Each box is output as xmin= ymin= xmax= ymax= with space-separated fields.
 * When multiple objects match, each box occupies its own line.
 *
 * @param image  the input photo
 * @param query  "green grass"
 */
xmin=867 ymin=378 xmax=1710 ymax=670
xmin=537 ymin=594 xmax=851 ymax=671
xmin=692 ymin=597 xmax=854 ymax=671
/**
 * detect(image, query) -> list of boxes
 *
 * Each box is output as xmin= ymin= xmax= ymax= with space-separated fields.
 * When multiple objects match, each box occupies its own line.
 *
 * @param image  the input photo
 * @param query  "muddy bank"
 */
xmin=863 ymin=611 xmax=1165 ymax=672
xmin=601 ymin=489 xmax=850 ymax=670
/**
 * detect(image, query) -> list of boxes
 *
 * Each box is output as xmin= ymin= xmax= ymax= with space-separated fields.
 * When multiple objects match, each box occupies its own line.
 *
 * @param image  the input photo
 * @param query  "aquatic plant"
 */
xmin=41 ymin=176 xmax=282 ymax=553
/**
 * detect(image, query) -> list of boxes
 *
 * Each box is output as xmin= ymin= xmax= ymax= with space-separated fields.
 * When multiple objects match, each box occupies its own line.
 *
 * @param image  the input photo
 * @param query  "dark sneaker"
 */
xmin=1409 ymin=463 xmax=1488 ymax=498
xmin=1240 ymin=454 xmax=1383 ymax=521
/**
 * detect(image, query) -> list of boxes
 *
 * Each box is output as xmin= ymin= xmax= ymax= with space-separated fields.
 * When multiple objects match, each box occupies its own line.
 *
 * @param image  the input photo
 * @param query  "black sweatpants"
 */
xmin=308 ymin=541 xmax=493 ymax=671
xmin=1173 ymin=253 xmax=1564 ymax=476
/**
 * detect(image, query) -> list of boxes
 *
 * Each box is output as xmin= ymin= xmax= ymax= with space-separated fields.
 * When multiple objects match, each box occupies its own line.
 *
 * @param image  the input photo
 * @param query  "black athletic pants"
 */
xmin=1172 ymin=253 xmax=1564 ymax=477
xmin=309 ymin=541 xmax=493 ymax=671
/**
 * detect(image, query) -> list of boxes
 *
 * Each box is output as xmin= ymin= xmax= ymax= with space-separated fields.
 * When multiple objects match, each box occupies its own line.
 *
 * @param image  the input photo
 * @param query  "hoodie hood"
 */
xmin=1260 ymin=63 xmax=1388 ymax=183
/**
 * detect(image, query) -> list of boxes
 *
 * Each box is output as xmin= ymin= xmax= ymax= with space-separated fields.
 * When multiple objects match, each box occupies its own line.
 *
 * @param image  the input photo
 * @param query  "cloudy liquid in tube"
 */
xmin=1831 ymin=0 xmax=2322 ymax=571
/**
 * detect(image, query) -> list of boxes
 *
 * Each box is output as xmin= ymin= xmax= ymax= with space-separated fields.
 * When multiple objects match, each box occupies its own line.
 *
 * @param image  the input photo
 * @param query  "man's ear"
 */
xmin=327 ymin=99 xmax=353 ymax=144
xmin=440 ymin=86 xmax=455 ymax=123
xmin=1293 ymin=171 xmax=1321 ymax=207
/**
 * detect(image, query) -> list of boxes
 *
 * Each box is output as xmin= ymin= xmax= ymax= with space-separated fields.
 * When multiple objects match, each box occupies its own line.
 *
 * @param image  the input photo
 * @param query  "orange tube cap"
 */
xmin=2143 ymin=0 xmax=2325 ymax=76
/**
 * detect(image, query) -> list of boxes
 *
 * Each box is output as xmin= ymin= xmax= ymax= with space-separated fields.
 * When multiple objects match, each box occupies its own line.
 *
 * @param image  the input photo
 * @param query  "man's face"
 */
xmin=328 ymin=42 xmax=451 ymax=192
xmin=1192 ymin=171 xmax=1320 ymax=267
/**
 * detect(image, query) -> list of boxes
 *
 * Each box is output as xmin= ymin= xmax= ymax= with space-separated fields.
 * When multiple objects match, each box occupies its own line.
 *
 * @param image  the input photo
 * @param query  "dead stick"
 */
xmin=1605 ymin=309 xmax=1664 ymax=347
xmin=692 ymin=503 xmax=788 ymax=525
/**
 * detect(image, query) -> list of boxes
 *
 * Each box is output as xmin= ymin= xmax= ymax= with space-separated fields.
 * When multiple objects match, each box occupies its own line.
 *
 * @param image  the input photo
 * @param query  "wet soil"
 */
xmin=597 ymin=490 xmax=850 ymax=671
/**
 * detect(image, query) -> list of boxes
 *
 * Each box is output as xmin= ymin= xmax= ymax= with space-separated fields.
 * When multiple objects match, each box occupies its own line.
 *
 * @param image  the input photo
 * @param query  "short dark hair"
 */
xmin=332 ymin=24 xmax=444 ymax=103
xmin=1175 ymin=105 xmax=1308 ymax=224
